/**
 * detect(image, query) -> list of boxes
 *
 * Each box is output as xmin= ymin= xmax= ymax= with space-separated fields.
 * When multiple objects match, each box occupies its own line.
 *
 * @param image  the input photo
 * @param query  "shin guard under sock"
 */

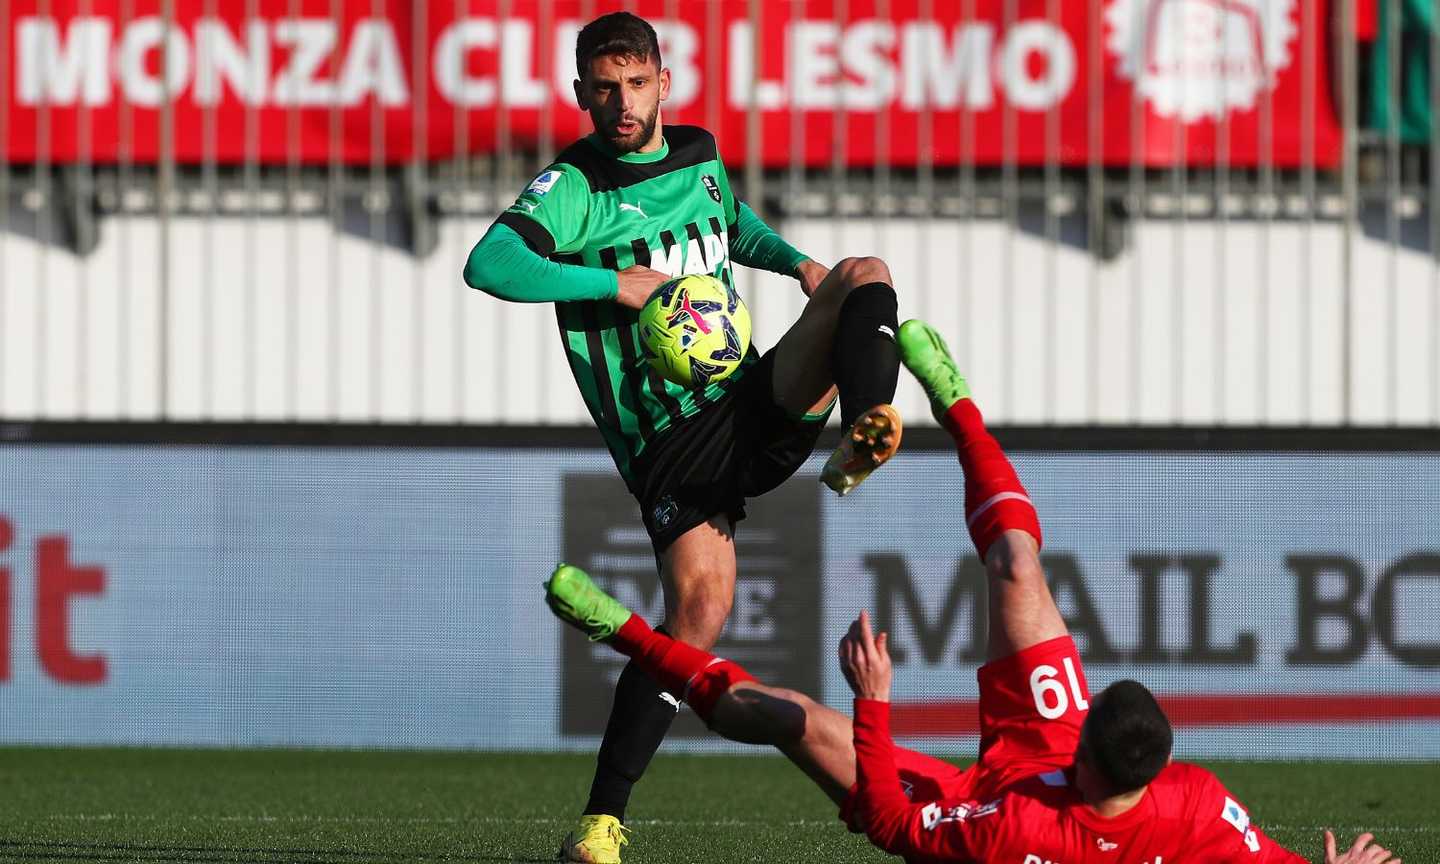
xmin=832 ymin=282 xmax=900 ymax=429
xmin=610 ymin=615 xmax=756 ymax=725
xmin=583 ymin=651 xmax=680 ymax=820
xmin=941 ymin=398 xmax=1042 ymax=557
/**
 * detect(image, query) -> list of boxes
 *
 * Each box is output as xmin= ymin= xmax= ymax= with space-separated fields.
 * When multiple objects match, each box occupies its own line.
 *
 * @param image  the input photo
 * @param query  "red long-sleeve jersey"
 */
xmin=848 ymin=637 xmax=1309 ymax=864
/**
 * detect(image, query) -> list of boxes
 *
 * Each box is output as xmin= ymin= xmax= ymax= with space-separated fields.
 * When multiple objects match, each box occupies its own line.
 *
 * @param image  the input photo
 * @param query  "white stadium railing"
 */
xmin=0 ymin=0 xmax=1434 ymax=427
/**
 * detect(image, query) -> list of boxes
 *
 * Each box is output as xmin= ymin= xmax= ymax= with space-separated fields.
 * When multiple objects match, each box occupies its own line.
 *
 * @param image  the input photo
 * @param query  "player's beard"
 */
xmin=604 ymin=103 xmax=660 ymax=154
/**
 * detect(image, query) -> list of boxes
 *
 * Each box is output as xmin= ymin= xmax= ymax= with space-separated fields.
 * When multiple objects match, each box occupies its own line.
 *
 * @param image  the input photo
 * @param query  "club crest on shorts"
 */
xmin=702 ymin=174 xmax=721 ymax=203
xmin=653 ymin=496 xmax=679 ymax=529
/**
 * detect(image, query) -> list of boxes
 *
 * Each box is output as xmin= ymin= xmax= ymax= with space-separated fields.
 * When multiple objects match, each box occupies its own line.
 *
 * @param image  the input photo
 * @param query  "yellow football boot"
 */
xmin=558 ymin=814 xmax=631 ymax=863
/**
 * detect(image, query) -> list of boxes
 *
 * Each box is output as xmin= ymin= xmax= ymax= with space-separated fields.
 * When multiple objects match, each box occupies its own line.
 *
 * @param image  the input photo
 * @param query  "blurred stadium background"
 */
xmin=1 ymin=1 xmax=1438 ymax=861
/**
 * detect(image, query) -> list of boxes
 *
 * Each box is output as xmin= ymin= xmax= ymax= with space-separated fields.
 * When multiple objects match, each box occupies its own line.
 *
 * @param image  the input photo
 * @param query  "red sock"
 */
xmin=611 ymin=615 xmax=756 ymax=724
xmin=940 ymin=399 xmax=1042 ymax=558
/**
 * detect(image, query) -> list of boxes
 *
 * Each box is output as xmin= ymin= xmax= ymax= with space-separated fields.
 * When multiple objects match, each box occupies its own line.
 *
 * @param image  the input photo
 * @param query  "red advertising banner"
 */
xmin=3 ymin=0 xmax=1342 ymax=168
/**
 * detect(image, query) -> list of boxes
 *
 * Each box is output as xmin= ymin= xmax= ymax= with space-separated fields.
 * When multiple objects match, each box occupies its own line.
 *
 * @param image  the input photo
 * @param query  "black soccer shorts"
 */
xmin=629 ymin=347 xmax=833 ymax=556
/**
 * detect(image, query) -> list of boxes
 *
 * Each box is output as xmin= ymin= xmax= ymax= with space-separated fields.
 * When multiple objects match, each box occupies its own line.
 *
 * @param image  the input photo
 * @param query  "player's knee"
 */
xmin=668 ymin=591 xmax=733 ymax=649
xmin=988 ymin=551 xmax=1047 ymax=591
xmin=832 ymin=256 xmax=893 ymax=290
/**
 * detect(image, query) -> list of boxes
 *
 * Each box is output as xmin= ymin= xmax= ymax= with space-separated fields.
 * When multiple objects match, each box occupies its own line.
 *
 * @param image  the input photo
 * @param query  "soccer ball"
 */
xmin=638 ymin=274 xmax=752 ymax=388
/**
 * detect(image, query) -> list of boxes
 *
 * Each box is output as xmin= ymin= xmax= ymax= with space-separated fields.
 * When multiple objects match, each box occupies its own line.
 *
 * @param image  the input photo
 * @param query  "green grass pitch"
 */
xmin=2 ymin=749 xmax=1435 ymax=863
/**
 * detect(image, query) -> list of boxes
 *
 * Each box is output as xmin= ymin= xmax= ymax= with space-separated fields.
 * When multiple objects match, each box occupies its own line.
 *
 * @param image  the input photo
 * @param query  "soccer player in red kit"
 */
xmin=545 ymin=318 xmax=1401 ymax=864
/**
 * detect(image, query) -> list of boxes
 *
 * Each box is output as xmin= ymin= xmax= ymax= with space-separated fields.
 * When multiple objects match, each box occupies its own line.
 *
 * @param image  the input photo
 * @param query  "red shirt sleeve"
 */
xmin=852 ymin=699 xmax=1009 ymax=862
xmin=1188 ymin=770 xmax=1309 ymax=864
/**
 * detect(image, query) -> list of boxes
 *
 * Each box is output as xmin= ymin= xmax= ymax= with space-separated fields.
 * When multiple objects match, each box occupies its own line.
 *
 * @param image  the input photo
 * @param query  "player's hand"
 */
xmin=795 ymin=259 xmax=829 ymax=298
xmin=839 ymin=610 xmax=892 ymax=702
xmin=1326 ymin=830 xmax=1401 ymax=864
xmin=616 ymin=265 xmax=668 ymax=309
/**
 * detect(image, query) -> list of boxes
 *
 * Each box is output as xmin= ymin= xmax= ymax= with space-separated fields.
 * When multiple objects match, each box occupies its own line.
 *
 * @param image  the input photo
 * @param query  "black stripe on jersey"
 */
xmin=598 ymin=246 xmax=656 ymax=442
xmin=553 ymin=126 xmax=719 ymax=194
xmin=646 ymin=362 xmax=689 ymax=429
xmin=629 ymin=238 xmax=688 ymax=430
xmin=495 ymin=212 xmax=557 ymax=257
xmin=551 ymin=253 xmax=586 ymax=330
xmin=614 ymin=317 xmax=656 ymax=442
xmin=708 ymin=217 xmax=735 ymax=292
xmin=726 ymin=200 xmax=748 ymax=246
xmin=578 ymin=301 xmax=623 ymax=443
xmin=658 ymin=230 xmax=678 ymax=270
xmin=684 ymin=222 xmax=707 ymax=271
xmin=629 ymin=238 xmax=650 ymax=267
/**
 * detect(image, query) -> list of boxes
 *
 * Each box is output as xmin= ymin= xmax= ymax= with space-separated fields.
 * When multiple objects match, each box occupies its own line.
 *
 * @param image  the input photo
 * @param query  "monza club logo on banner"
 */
xmin=1106 ymin=0 xmax=1299 ymax=122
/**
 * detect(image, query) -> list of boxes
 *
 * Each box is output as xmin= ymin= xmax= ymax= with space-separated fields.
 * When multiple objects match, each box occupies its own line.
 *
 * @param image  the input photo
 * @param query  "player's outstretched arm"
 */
xmin=1326 ymin=830 xmax=1402 ymax=864
xmin=467 ymin=163 xmax=651 ymax=306
xmin=841 ymin=612 xmax=1003 ymax=860
xmin=1192 ymin=771 xmax=1332 ymax=864
xmin=464 ymin=222 xmax=618 ymax=304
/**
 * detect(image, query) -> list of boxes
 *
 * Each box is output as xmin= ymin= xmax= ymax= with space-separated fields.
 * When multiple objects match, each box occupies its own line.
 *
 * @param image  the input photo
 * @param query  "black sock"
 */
xmin=832 ymin=281 xmax=900 ymax=429
xmin=582 ymin=642 xmax=680 ymax=821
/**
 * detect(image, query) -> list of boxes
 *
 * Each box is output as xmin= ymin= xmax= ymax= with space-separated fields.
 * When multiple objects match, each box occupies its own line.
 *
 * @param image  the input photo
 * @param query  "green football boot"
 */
xmin=897 ymin=319 xmax=972 ymax=422
xmin=544 ymin=563 xmax=632 ymax=642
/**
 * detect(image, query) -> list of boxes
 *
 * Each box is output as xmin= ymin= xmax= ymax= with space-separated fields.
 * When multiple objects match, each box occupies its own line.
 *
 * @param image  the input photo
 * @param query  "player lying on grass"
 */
xmin=545 ymin=319 xmax=1401 ymax=864
xmin=466 ymin=13 xmax=902 ymax=859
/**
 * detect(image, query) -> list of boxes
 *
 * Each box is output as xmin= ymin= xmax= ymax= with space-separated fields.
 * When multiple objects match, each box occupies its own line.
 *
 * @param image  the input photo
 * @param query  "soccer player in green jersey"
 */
xmin=465 ymin=13 xmax=904 ymax=861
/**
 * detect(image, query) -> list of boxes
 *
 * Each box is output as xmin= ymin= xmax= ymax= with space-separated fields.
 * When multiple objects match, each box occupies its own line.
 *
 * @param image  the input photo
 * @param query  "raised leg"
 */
xmin=768 ymin=257 xmax=904 ymax=497
xmin=896 ymin=318 xmax=1067 ymax=660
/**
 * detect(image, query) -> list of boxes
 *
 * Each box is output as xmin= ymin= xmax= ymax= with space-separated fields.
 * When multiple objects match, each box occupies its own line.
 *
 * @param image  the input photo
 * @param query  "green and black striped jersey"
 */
xmin=495 ymin=126 xmax=757 ymax=488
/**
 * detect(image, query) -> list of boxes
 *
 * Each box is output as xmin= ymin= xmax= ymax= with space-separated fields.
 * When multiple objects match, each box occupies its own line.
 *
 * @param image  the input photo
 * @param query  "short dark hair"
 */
xmin=575 ymin=12 xmax=662 ymax=77
xmin=1079 ymin=680 xmax=1173 ymax=794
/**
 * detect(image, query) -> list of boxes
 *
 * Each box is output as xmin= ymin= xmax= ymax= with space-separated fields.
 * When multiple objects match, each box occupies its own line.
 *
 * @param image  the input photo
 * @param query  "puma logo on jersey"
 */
xmin=619 ymin=202 xmax=648 ymax=219
xmin=1097 ymin=837 xmax=1119 ymax=852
